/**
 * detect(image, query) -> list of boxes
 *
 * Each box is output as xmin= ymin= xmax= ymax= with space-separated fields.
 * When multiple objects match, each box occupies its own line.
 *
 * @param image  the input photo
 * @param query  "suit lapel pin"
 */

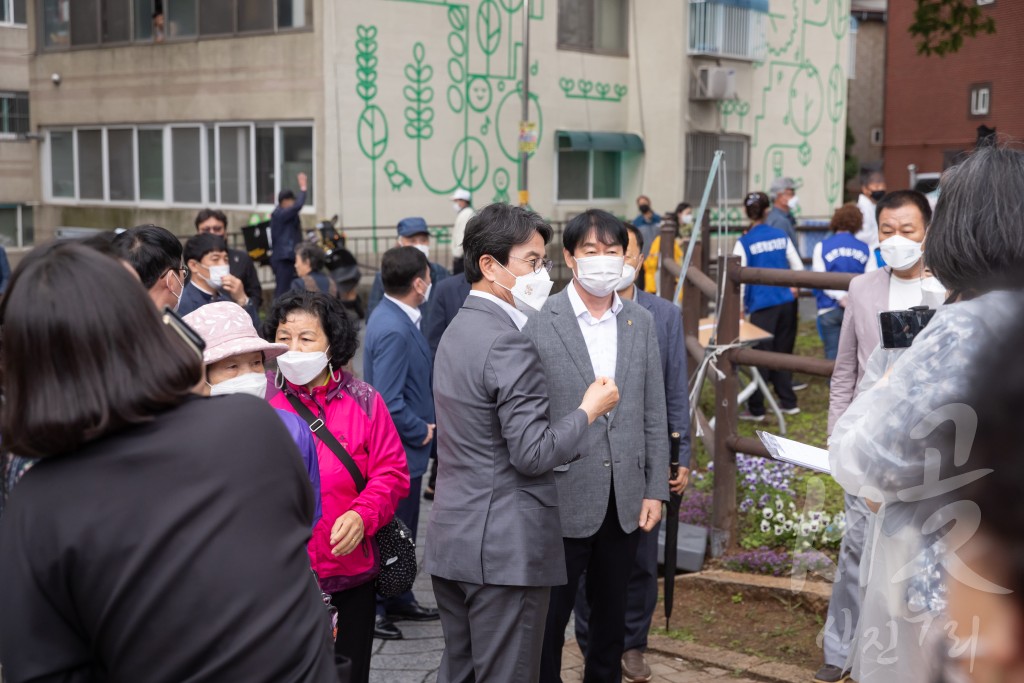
xmin=627 ymin=319 xmax=633 ymax=326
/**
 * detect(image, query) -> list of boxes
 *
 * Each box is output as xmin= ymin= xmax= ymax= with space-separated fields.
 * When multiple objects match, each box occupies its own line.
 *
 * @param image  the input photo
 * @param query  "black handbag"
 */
xmin=287 ymin=395 xmax=418 ymax=599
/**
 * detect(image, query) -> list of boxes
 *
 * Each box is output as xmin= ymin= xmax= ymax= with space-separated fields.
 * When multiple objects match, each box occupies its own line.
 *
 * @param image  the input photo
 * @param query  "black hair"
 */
xmin=381 ymin=246 xmax=429 ymax=297
xmin=462 ymin=203 xmax=553 ymax=284
xmin=963 ymin=301 xmax=1024 ymax=603
xmin=183 ymin=233 xmax=229 ymax=265
xmin=925 ymin=146 xmax=1024 ymax=296
xmin=194 ymin=208 xmax=228 ymax=231
xmin=562 ymin=209 xmax=628 ymax=255
xmin=874 ymin=190 xmax=933 ymax=228
xmin=295 ymin=242 xmax=327 ymax=272
xmin=860 ymin=170 xmax=885 ymax=187
xmin=625 ymin=222 xmax=644 ymax=253
xmin=674 ymin=202 xmax=692 ymax=216
xmin=112 ymin=224 xmax=183 ymax=289
xmin=0 ymin=241 xmax=202 ymax=458
xmin=78 ymin=231 xmax=121 ymax=258
xmin=278 ymin=189 xmax=296 ymax=204
xmin=263 ymin=290 xmax=359 ymax=367
xmin=744 ymin=192 xmax=771 ymax=221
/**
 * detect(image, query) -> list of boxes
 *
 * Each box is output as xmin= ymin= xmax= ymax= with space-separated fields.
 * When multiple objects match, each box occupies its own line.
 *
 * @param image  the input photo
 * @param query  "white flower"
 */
xmin=774 ymin=525 xmax=784 ymax=536
xmin=784 ymin=519 xmax=794 ymax=531
xmin=775 ymin=497 xmax=784 ymax=511
xmin=762 ymin=508 xmax=774 ymax=520
xmin=760 ymin=519 xmax=771 ymax=533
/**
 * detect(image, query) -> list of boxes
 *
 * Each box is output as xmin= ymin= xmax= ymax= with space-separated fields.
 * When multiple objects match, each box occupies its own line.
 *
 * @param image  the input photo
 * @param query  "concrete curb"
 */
xmin=646 ymin=635 xmax=813 ymax=683
xmin=676 ymin=569 xmax=833 ymax=612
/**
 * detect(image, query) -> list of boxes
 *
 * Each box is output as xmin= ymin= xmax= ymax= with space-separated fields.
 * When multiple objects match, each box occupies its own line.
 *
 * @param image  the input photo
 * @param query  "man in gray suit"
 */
xmin=426 ymin=203 xmax=620 ymax=683
xmin=525 ymin=210 xmax=669 ymax=683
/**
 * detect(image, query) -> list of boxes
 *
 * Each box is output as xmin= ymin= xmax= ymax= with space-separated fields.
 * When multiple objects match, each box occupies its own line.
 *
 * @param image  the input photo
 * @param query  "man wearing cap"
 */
xmin=766 ymin=177 xmax=800 ymax=248
xmin=368 ymin=218 xmax=450 ymax=335
xmin=182 ymin=301 xmax=322 ymax=529
xmin=270 ymin=172 xmax=308 ymax=300
xmin=450 ymin=189 xmax=474 ymax=274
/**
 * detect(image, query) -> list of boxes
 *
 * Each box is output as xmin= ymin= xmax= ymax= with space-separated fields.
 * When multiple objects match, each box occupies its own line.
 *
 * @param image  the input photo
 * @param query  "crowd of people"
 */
xmin=0 ymin=145 xmax=1022 ymax=683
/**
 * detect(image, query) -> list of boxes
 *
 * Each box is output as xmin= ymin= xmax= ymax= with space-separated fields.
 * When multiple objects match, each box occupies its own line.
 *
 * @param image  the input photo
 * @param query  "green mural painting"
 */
xmin=749 ymin=0 xmax=848 ymax=212
xmin=718 ymin=99 xmax=751 ymax=130
xmin=355 ymin=24 xmax=390 ymax=241
xmin=559 ymin=77 xmax=628 ymax=103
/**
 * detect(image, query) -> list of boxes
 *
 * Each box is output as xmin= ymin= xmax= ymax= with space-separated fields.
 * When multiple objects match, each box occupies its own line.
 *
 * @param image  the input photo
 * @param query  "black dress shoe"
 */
xmin=373 ymin=614 xmax=403 ymax=640
xmin=386 ymin=600 xmax=440 ymax=622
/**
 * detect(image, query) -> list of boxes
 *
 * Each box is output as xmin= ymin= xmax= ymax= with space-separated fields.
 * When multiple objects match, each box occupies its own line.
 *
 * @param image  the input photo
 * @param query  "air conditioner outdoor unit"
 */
xmin=692 ymin=66 xmax=737 ymax=100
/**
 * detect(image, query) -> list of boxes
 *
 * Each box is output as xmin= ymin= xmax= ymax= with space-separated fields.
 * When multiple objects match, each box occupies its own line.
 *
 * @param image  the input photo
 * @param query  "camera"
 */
xmin=878 ymin=306 xmax=936 ymax=350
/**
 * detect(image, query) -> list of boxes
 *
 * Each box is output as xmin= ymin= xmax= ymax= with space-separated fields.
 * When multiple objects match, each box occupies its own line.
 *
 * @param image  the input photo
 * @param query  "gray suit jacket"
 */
xmin=523 ymin=287 xmax=669 ymax=539
xmin=425 ymin=296 xmax=589 ymax=587
xmin=828 ymin=267 xmax=891 ymax=432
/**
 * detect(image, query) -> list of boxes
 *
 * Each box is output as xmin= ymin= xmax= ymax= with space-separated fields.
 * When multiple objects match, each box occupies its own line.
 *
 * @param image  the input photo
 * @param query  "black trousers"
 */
xmin=271 ymin=258 xmax=297 ymax=300
xmin=540 ymin=491 xmax=641 ymax=683
xmin=748 ymin=300 xmax=799 ymax=414
xmin=331 ymin=580 xmax=376 ymax=683
xmin=574 ymin=519 xmax=660 ymax=654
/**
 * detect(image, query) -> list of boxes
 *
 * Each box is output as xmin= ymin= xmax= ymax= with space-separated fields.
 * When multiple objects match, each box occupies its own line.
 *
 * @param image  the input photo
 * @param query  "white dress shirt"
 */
xmin=468 ymin=290 xmax=529 ymax=331
xmin=384 ymin=294 xmax=422 ymax=330
xmin=566 ymin=282 xmax=622 ymax=380
xmin=856 ymin=193 xmax=880 ymax=252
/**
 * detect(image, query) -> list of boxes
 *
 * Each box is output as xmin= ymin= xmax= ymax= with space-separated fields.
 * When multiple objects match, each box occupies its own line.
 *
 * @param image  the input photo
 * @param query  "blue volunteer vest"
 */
xmin=814 ymin=232 xmax=870 ymax=310
xmin=738 ymin=224 xmax=796 ymax=314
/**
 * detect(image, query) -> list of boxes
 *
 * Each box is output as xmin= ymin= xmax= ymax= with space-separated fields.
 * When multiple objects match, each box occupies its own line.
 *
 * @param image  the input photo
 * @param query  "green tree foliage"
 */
xmin=909 ymin=0 xmax=995 ymax=57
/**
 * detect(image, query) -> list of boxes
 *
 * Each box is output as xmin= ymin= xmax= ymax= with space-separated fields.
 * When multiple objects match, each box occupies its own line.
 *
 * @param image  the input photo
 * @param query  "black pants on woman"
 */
xmin=748 ymin=299 xmax=799 ymax=414
xmin=331 ymin=580 xmax=377 ymax=683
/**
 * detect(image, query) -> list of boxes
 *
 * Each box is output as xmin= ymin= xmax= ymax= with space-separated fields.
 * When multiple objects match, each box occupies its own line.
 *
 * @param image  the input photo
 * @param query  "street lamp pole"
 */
xmin=519 ymin=0 xmax=531 ymax=207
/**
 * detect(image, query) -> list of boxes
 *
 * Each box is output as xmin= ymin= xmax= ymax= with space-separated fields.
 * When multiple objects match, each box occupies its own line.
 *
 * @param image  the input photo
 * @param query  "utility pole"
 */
xmin=518 ymin=0 xmax=531 ymax=207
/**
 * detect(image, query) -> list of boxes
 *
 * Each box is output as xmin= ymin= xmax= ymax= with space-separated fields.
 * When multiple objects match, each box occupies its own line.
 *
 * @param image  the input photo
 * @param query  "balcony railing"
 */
xmin=688 ymin=0 xmax=767 ymax=62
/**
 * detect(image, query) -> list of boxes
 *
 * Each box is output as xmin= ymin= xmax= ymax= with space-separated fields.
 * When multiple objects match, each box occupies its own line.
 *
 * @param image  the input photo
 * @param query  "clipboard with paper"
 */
xmin=756 ymin=431 xmax=832 ymax=474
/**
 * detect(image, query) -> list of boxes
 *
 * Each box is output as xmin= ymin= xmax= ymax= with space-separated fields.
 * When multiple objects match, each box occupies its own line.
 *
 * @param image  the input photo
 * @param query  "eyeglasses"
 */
xmin=510 ymin=256 xmax=554 ymax=274
xmin=165 ymin=263 xmax=190 ymax=283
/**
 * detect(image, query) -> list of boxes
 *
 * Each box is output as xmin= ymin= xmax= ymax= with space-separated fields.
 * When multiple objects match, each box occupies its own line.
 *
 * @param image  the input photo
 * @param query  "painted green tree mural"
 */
xmin=355 ymin=24 xmax=389 ymax=243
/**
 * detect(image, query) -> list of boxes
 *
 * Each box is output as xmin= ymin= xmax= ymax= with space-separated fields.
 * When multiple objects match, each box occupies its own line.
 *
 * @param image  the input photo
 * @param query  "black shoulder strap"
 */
xmin=286 ymin=393 xmax=368 ymax=492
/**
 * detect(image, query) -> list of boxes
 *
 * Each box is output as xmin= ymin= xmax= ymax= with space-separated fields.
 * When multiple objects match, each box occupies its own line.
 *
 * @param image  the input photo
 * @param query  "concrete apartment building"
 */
xmin=0 ymin=0 xmax=34 ymax=251
xmin=19 ymin=0 xmax=851 ymax=250
xmin=845 ymin=0 xmax=885 ymax=192
xmin=883 ymin=0 xmax=1020 ymax=188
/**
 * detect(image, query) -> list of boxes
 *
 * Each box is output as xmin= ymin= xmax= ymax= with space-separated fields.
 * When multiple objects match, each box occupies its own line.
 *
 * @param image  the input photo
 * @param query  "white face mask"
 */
xmin=573 ymin=255 xmax=625 ymax=298
xmin=680 ymin=213 xmax=694 ymax=226
xmin=168 ymin=270 xmax=184 ymax=310
xmin=787 ymin=195 xmax=800 ymax=211
xmin=276 ymin=350 xmax=330 ymax=386
xmin=210 ymin=372 xmax=268 ymax=400
xmin=920 ymin=275 xmax=947 ymax=308
xmin=880 ymin=235 xmax=923 ymax=271
xmin=496 ymin=262 xmax=553 ymax=313
xmin=422 ymin=281 xmax=432 ymax=304
xmin=452 ymin=202 xmax=462 ymax=214
xmin=412 ymin=243 xmax=430 ymax=260
xmin=613 ymin=263 xmax=638 ymax=293
xmin=207 ymin=264 xmax=230 ymax=287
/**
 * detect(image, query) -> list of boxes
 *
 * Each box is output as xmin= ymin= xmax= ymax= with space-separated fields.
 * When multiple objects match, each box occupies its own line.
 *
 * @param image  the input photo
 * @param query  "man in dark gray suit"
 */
xmin=525 ymin=210 xmax=669 ymax=683
xmin=426 ymin=203 xmax=620 ymax=683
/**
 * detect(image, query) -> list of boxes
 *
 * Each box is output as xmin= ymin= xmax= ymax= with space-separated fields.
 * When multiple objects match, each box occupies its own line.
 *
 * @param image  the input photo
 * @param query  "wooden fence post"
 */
xmin=710 ymin=255 xmax=741 ymax=556
xmin=658 ymin=215 xmax=678 ymax=301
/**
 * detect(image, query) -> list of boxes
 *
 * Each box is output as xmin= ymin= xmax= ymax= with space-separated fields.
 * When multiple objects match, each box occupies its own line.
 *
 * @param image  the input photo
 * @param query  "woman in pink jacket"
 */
xmin=265 ymin=290 xmax=410 ymax=683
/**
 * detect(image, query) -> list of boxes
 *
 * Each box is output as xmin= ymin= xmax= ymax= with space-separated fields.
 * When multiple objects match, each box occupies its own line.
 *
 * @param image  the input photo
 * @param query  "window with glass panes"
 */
xmin=46 ymin=122 xmax=313 ymax=209
xmin=557 ymin=149 xmax=622 ymax=201
xmin=0 ymin=93 xmax=29 ymax=136
xmin=41 ymin=0 xmax=310 ymax=48
xmin=557 ymin=0 xmax=628 ymax=55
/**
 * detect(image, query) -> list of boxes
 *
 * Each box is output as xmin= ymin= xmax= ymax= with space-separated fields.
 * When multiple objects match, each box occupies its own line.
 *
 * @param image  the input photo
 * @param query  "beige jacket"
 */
xmin=827 ymin=267 xmax=891 ymax=433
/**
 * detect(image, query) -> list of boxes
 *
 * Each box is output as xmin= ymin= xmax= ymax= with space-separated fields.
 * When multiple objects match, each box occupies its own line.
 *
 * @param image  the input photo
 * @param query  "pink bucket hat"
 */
xmin=182 ymin=301 xmax=288 ymax=366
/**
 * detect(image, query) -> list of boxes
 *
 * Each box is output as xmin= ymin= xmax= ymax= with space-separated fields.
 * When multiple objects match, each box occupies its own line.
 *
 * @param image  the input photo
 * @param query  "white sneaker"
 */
xmin=781 ymin=407 xmax=801 ymax=416
xmin=792 ymin=382 xmax=809 ymax=391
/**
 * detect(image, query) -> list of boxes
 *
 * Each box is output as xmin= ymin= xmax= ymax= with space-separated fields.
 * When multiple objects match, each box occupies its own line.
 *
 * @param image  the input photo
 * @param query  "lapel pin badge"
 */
xmin=627 ymin=319 xmax=633 ymax=326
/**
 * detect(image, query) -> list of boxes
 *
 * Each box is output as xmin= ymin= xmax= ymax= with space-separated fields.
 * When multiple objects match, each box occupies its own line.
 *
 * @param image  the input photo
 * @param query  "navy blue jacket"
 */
xmin=177 ymin=283 xmax=261 ymax=329
xmin=636 ymin=289 xmax=693 ymax=468
xmin=0 ymin=246 xmax=10 ymax=295
xmin=269 ymin=191 xmax=306 ymax=263
xmin=289 ymin=271 xmax=337 ymax=297
xmin=363 ymin=298 xmax=435 ymax=479
xmin=368 ymin=261 xmax=450 ymax=338
xmin=425 ymin=275 xmax=471 ymax=358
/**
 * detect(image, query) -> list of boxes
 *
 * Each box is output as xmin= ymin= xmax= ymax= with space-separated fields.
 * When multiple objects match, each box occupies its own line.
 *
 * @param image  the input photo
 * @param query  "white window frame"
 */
xmin=553 ymin=148 xmax=624 ymax=205
xmin=0 ymin=0 xmax=26 ymax=27
xmin=970 ymin=85 xmax=990 ymax=116
xmin=0 ymin=204 xmax=32 ymax=247
xmin=44 ymin=121 xmax=315 ymax=211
